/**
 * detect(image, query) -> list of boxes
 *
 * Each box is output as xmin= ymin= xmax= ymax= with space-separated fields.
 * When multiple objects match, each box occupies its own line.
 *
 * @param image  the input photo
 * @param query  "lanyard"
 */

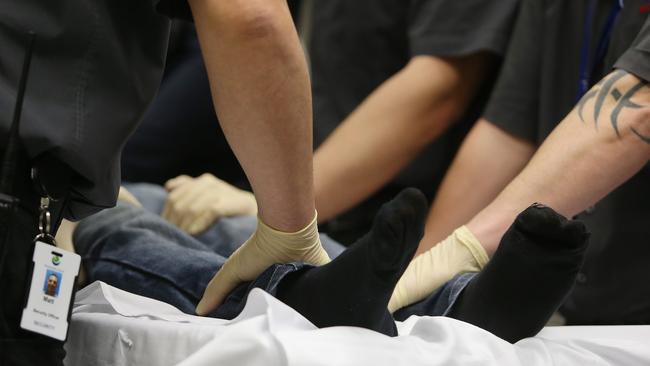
xmin=577 ymin=0 xmax=624 ymax=100
xmin=0 ymin=32 xmax=35 ymax=194
xmin=0 ymin=31 xmax=36 ymax=335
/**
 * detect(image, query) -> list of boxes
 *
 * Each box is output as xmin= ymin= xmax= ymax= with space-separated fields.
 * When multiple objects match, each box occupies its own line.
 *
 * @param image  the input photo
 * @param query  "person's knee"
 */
xmin=73 ymin=205 xmax=146 ymax=251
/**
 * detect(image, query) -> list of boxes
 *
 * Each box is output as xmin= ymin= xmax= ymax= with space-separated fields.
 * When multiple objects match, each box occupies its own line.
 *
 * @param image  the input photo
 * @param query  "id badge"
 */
xmin=20 ymin=241 xmax=80 ymax=341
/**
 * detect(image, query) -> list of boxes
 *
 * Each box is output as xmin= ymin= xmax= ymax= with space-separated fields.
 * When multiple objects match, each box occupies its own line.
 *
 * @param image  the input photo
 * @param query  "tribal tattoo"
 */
xmin=576 ymin=70 xmax=650 ymax=144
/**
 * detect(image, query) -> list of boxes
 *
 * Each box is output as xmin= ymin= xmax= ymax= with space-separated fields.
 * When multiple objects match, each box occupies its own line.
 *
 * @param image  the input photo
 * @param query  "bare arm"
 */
xmin=416 ymin=119 xmax=535 ymax=255
xmin=468 ymin=70 xmax=650 ymax=255
xmin=189 ymin=0 xmax=314 ymax=231
xmin=314 ymin=54 xmax=494 ymax=222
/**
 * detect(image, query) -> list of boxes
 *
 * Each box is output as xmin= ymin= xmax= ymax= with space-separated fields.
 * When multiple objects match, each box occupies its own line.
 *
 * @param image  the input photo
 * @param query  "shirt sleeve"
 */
xmin=155 ymin=0 xmax=193 ymax=21
xmin=407 ymin=0 xmax=520 ymax=58
xmin=615 ymin=16 xmax=650 ymax=82
xmin=482 ymin=0 xmax=543 ymax=143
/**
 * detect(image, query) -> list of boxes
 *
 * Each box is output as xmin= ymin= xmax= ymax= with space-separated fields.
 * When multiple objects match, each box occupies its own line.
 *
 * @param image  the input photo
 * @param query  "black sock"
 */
xmin=277 ymin=188 xmax=428 ymax=336
xmin=448 ymin=203 xmax=590 ymax=343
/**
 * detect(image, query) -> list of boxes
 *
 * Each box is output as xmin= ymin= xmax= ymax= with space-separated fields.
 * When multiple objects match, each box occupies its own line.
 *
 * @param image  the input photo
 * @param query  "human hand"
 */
xmin=388 ymin=226 xmax=489 ymax=313
xmin=162 ymin=174 xmax=257 ymax=235
xmin=195 ymin=212 xmax=330 ymax=315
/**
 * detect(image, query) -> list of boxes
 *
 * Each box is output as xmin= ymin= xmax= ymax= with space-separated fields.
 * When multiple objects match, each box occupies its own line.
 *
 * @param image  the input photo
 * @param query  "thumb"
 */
xmin=387 ymin=282 xmax=405 ymax=314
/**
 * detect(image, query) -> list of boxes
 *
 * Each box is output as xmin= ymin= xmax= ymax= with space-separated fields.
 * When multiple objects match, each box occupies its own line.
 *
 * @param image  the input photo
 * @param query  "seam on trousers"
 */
xmin=83 ymin=257 xmax=202 ymax=303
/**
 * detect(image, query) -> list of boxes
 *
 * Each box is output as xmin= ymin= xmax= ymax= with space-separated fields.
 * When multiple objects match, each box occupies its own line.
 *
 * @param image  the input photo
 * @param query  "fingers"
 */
xmin=195 ymin=264 xmax=239 ymax=315
xmin=162 ymin=173 xmax=256 ymax=235
xmin=183 ymin=209 xmax=218 ymax=235
xmin=162 ymin=175 xmax=207 ymax=225
xmin=162 ymin=175 xmax=192 ymax=220
xmin=164 ymin=175 xmax=192 ymax=191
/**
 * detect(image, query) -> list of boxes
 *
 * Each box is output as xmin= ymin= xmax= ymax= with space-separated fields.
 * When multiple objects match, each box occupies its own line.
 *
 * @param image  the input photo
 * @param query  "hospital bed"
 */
xmin=64 ymin=282 xmax=650 ymax=366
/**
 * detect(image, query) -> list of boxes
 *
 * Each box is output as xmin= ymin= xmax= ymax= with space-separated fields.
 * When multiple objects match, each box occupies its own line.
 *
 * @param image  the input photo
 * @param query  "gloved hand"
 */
xmin=388 ymin=226 xmax=489 ymax=313
xmin=195 ymin=211 xmax=330 ymax=315
xmin=162 ymin=174 xmax=258 ymax=235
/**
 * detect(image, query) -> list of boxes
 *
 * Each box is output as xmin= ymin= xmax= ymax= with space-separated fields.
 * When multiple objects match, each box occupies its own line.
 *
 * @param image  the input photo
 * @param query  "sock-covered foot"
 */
xmin=448 ymin=203 xmax=590 ymax=343
xmin=277 ymin=188 xmax=428 ymax=336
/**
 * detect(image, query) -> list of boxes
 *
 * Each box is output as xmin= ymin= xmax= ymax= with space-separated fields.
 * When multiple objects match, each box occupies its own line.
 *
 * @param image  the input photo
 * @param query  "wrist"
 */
xmin=466 ymin=209 xmax=516 ymax=257
xmin=256 ymin=210 xmax=319 ymax=246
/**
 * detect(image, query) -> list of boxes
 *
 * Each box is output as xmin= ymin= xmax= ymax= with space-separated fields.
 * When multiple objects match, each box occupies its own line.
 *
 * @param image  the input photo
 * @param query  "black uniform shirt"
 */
xmin=0 ymin=0 xmax=196 ymax=219
xmin=484 ymin=0 xmax=650 ymax=324
xmin=309 ymin=0 xmax=520 ymax=192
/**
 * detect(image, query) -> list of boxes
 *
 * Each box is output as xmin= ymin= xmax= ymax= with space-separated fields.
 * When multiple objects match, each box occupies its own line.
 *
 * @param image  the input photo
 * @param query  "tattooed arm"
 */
xmin=466 ymin=70 xmax=650 ymax=255
xmin=577 ymin=69 xmax=650 ymax=142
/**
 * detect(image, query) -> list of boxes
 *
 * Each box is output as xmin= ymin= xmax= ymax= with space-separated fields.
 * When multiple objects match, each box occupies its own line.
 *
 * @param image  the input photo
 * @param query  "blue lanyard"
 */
xmin=577 ymin=0 xmax=624 ymax=100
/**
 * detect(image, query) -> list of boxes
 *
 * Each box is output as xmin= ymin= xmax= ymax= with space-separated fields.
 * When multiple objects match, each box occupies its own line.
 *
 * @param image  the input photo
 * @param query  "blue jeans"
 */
xmin=123 ymin=183 xmax=345 ymax=258
xmin=75 ymin=183 xmax=472 ymax=320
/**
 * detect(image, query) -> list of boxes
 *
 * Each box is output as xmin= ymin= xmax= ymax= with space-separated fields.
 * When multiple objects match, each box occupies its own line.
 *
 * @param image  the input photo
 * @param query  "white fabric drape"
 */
xmin=65 ymin=282 xmax=650 ymax=366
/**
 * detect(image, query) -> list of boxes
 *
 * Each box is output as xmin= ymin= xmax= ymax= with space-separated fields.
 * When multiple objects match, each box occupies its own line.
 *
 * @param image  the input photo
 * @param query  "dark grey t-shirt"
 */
xmin=309 ymin=0 xmax=520 ymax=192
xmin=484 ymin=0 xmax=650 ymax=324
xmin=616 ymin=15 xmax=650 ymax=84
xmin=0 ymin=1 xmax=177 ymax=219
xmin=485 ymin=0 xmax=649 ymax=143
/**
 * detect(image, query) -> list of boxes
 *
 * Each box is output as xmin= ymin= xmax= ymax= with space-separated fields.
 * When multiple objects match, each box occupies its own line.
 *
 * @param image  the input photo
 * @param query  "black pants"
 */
xmin=0 ymin=160 xmax=66 ymax=366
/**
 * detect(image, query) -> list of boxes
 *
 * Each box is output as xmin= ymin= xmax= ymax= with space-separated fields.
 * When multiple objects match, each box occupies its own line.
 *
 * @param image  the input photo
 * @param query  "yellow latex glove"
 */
xmin=388 ymin=226 xmax=489 ymax=313
xmin=162 ymin=174 xmax=258 ymax=235
xmin=195 ymin=211 xmax=330 ymax=315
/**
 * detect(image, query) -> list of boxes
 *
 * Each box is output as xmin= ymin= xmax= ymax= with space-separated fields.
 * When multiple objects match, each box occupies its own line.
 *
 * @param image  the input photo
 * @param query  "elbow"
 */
xmin=402 ymin=58 xmax=477 ymax=143
xmin=229 ymin=4 xmax=283 ymax=41
xmin=439 ymin=96 xmax=469 ymax=124
xmin=192 ymin=0 xmax=287 ymax=42
xmin=416 ymin=96 xmax=467 ymax=145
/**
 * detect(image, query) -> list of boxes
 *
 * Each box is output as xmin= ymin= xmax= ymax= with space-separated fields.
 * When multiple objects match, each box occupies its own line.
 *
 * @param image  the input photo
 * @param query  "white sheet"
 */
xmin=65 ymin=282 xmax=650 ymax=366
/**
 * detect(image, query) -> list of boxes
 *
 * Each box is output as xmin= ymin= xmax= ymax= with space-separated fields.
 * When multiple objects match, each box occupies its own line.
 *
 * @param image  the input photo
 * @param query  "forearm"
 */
xmin=469 ymin=70 xmax=650 ymax=255
xmin=315 ymin=55 xmax=492 ymax=222
xmin=189 ymin=0 xmax=314 ymax=231
xmin=417 ymin=119 xmax=535 ymax=255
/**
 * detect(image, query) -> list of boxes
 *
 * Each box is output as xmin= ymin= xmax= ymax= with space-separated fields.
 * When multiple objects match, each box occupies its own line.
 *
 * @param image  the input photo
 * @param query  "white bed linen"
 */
xmin=64 ymin=282 xmax=650 ymax=366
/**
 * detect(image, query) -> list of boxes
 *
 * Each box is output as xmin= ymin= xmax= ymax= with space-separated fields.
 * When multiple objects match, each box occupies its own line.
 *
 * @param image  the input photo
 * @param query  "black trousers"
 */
xmin=0 ymin=155 xmax=66 ymax=366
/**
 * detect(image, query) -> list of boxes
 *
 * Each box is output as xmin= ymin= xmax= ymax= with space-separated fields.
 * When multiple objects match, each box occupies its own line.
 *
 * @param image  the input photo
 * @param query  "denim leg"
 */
xmin=75 ymin=203 xmax=312 ymax=319
xmin=196 ymin=216 xmax=257 ymax=257
xmin=217 ymin=269 xmax=476 ymax=321
xmin=75 ymin=204 xmax=224 ymax=314
xmin=92 ymin=183 xmax=344 ymax=318
xmin=393 ymin=273 xmax=477 ymax=321
xmin=123 ymin=182 xmax=346 ymax=259
xmin=77 ymin=200 xmax=473 ymax=323
xmin=122 ymin=182 xmax=168 ymax=215
xmin=211 ymin=263 xmax=313 ymax=319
